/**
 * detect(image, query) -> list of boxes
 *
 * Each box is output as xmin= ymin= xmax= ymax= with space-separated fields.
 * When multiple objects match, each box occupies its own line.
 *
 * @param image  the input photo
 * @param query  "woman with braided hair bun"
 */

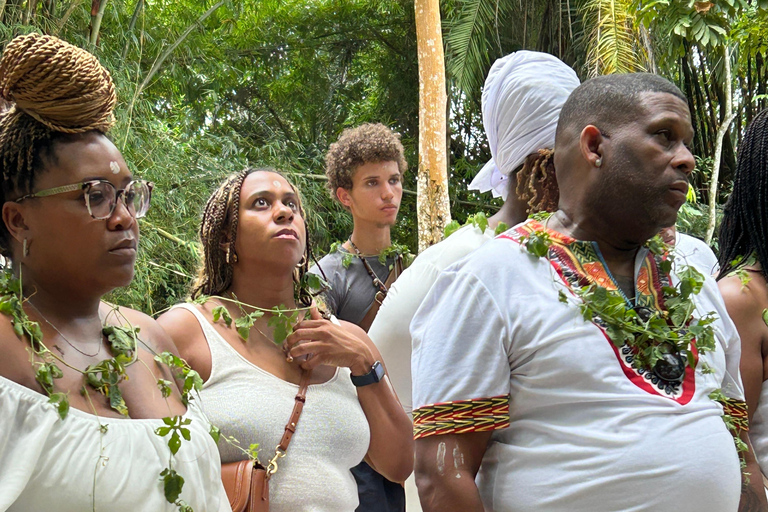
xmin=0 ymin=34 xmax=229 ymax=511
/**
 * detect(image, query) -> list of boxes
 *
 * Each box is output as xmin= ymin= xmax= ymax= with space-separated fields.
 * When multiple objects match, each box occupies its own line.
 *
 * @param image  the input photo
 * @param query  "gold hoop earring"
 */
xmin=22 ymin=238 xmax=29 ymax=257
xmin=296 ymin=255 xmax=307 ymax=267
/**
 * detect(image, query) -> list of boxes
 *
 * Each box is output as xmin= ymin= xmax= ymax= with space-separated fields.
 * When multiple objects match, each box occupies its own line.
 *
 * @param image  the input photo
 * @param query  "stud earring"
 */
xmin=226 ymin=246 xmax=238 ymax=264
xmin=22 ymin=238 xmax=29 ymax=257
xmin=595 ymin=158 xmax=602 ymax=168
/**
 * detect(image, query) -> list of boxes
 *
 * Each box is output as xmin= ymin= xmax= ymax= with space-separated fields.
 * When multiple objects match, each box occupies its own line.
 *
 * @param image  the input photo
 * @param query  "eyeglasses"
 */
xmin=15 ymin=179 xmax=154 ymax=220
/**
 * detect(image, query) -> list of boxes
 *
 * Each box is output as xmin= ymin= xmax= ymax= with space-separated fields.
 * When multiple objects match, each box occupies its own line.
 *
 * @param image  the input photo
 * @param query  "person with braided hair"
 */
xmin=157 ymin=168 xmax=413 ymax=512
xmin=0 ymin=34 xmax=228 ymax=511
xmin=717 ymin=109 xmax=768 ymax=482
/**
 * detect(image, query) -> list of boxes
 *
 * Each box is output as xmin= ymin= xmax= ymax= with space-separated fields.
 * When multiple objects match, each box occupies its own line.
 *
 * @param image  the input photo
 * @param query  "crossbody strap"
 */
xmin=265 ymin=369 xmax=312 ymax=478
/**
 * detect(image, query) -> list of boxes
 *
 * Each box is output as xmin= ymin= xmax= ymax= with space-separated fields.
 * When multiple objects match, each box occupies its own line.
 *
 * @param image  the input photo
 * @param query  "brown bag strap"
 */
xmin=278 ymin=369 xmax=311 ymax=451
xmin=357 ymin=254 xmax=404 ymax=332
xmin=265 ymin=368 xmax=311 ymax=479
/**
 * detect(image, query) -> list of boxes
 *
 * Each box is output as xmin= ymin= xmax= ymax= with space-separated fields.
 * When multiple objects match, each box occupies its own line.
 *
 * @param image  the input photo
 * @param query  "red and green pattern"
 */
xmin=500 ymin=220 xmax=699 ymax=405
xmin=413 ymin=395 xmax=510 ymax=439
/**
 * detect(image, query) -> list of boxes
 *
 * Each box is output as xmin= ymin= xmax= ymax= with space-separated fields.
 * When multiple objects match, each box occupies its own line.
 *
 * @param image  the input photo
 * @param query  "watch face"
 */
xmin=372 ymin=361 xmax=384 ymax=382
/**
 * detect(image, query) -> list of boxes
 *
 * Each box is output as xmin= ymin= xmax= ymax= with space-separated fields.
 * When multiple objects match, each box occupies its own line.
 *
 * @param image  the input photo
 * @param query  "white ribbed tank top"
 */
xmin=173 ymin=304 xmax=370 ymax=512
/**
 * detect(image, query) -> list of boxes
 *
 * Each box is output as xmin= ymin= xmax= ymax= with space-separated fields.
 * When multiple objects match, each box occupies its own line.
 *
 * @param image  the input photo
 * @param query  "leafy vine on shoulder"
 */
xmin=0 ymin=34 xmax=227 ymax=511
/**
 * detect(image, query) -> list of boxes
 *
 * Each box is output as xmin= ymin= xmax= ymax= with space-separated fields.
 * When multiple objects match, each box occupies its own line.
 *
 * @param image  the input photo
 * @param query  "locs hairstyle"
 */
xmin=0 ymin=33 xmax=116 ymax=257
xmin=191 ymin=168 xmax=314 ymax=307
xmin=717 ymin=109 xmax=768 ymax=281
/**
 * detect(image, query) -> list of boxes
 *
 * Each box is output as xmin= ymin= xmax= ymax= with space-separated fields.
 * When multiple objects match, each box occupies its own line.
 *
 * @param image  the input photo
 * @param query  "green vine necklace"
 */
xmin=518 ymin=225 xmax=749 ymax=476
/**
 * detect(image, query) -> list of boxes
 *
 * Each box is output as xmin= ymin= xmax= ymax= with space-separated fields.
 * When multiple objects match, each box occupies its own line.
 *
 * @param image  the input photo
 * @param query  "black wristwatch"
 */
xmin=350 ymin=361 xmax=384 ymax=387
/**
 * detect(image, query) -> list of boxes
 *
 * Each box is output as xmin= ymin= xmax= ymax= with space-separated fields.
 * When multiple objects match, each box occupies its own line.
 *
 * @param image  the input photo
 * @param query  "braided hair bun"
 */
xmin=0 ymin=33 xmax=115 ymax=133
xmin=0 ymin=33 xmax=117 ymax=256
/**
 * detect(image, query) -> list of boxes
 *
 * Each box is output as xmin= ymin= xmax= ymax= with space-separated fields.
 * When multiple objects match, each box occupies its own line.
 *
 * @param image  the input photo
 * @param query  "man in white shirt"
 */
xmin=411 ymin=73 xmax=765 ymax=511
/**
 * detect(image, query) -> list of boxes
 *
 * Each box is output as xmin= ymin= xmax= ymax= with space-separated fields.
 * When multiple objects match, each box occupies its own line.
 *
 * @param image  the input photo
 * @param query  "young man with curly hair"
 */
xmin=310 ymin=122 xmax=407 ymax=512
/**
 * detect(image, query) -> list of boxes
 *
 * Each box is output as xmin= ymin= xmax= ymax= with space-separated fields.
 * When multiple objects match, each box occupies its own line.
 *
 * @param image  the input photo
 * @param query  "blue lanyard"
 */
xmin=591 ymin=241 xmax=636 ymax=308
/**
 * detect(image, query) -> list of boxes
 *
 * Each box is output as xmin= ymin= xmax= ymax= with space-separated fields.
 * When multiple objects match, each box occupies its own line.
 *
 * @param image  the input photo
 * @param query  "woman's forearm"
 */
xmin=357 ymin=374 xmax=414 ymax=482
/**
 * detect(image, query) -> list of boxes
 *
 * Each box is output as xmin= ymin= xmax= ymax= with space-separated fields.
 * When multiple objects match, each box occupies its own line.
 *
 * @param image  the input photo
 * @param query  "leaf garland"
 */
xmin=519 ymin=230 xmax=748 ymax=473
xmin=0 ymin=268 xmax=206 ymax=511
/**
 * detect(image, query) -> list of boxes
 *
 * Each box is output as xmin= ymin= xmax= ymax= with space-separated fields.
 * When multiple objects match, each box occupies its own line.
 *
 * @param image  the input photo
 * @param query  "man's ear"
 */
xmin=336 ymin=187 xmax=353 ymax=209
xmin=579 ymin=125 xmax=605 ymax=168
xmin=2 ymin=201 xmax=30 ymax=245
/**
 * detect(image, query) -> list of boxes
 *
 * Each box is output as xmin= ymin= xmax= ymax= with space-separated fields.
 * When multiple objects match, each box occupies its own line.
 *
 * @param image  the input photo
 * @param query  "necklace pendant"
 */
xmin=651 ymin=342 xmax=686 ymax=383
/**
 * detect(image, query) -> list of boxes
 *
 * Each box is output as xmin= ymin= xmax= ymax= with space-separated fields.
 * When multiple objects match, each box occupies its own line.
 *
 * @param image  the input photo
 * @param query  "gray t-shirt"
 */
xmin=310 ymin=247 xmax=395 ymax=325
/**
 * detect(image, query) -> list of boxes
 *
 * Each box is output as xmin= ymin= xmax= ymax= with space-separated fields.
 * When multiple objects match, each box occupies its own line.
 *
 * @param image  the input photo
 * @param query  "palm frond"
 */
xmin=580 ymin=0 xmax=647 ymax=76
xmin=444 ymin=0 xmax=513 ymax=94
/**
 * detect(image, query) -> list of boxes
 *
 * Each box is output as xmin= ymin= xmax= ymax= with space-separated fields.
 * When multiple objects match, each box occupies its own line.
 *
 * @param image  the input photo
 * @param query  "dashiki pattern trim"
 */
xmin=412 ymin=395 xmax=510 ymax=439
xmin=501 ymin=220 xmax=699 ymax=405
xmin=718 ymin=398 xmax=749 ymax=433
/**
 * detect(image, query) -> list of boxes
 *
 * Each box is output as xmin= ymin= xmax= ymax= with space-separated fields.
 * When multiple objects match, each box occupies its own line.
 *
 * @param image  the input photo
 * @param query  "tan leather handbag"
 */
xmin=221 ymin=369 xmax=311 ymax=512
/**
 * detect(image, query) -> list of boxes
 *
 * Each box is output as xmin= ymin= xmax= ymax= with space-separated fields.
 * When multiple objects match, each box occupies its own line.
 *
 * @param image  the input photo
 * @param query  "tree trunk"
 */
xmin=89 ymin=0 xmax=108 ymax=49
xmin=414 ymin=0 xmax=451 ymax=252
xmin=705 ymin=47 xmax=735 ymax=244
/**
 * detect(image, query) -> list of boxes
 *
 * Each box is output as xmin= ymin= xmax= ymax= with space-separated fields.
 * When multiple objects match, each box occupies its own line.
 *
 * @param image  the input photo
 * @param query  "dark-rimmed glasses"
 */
xmin=15 ymin=179 xmax=154 ymax=220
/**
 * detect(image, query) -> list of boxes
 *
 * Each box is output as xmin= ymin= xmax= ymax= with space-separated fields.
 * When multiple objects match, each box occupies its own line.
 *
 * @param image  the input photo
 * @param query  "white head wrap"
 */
xmin=468 ymin=50 xmax=581 ymax=200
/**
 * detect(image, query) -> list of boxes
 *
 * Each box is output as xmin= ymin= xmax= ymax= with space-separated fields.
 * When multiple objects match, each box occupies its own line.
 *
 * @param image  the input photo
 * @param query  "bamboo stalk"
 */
xmin=705 ymin=48 xmax=735 ymax=244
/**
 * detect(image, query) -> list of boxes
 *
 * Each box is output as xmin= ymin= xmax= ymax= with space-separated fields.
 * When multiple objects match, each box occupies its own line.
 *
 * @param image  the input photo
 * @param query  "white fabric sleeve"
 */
xmin=411 ymin=268 xmax=511 ymax=438
xmin=0 ymin=380 xmax=58 ymax=510
xmin=368 ymin=261 xmax=442 ymax=415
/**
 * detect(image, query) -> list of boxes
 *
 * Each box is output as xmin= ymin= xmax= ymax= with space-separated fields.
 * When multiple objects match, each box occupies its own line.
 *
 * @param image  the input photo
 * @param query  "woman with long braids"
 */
xmin=157 ymin=168 xmax=413 ymax=512
xmin=717 ymin=109 xmax=768 ymax=477
xmin=0 ymin=34 xmax=228 ymax=510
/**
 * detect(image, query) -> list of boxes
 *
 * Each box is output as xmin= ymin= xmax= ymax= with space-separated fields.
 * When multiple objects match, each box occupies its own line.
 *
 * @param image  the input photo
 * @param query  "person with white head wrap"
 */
xmin=367 ymin=50 xmax=579 ymax=512
xmin=469 ymin=50 xmax=580 ymax=200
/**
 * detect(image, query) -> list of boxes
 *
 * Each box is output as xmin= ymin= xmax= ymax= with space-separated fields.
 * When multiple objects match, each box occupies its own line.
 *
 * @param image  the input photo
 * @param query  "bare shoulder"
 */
xmin=0 ymin=311 xmax=38 ymax=387
xmin=718 ymin=272 xmax=768 ymax=317
xmin=104 ymin=303 xmax=179 ymax=356
xmin=156 ymin=303 xmax=206 ymax=351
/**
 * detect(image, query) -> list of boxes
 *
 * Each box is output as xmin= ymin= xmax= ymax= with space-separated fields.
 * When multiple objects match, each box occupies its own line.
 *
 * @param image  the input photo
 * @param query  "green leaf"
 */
xmin=342 ymin=253 xmax=354 ymax=269
xmin=558 ymin=290 xmax=568 ymax=304
xmin=160 ymin=468 xmax=185 ymax=503
xmin=209 ymin=424 xmax=221 ymax=444
xmin=169 ymin=431 xmax=182 ymax=455
xmin=180 ymin=427 xmax=191 ymax=441
xmin=494 ymin=222 xmax=509 ymax=236
xmin=211 ymin=305 xmax=232 ymax=328
xmin=444 ymin=220 xmax=461 ymax=238
xmin=157 ymin=379 xmax=173 ymax=398
xmin=48 ymin=392 xmax=70 ymax=420
xmin=762 ymin=309 xmax=768 ymax=328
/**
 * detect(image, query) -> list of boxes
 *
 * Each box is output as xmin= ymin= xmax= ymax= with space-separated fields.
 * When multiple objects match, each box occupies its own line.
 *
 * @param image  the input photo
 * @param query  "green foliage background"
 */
xmin=2 ymin=0 xmax=766 ymax=315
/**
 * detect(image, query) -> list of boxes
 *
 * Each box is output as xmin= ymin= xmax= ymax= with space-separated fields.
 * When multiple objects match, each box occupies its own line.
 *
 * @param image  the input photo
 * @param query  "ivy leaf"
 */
xmin=157 ymin=379 xmax=173 ymax=398
xmin=48 ymin=392 xmax=70 ymax=420
xmin=183 ymin=370 xmax=203 ymax=395
xmin=234 ymin=314 xmax=255 ymax=341
xmin=302 ymin=273 xmax=324 ymax=292
xmin=494 ymin=222 xmax=510 ymax=236
xmin=169 ymin=431 xmax=182 ymax=455
xmin=211 ymin=306 xmax=232 ymax=328
xmin=102 ymin=325 xmax=137 ymax=357
xmin=209 ymin=424 xmax=221 ymax=444
xmin=342 ymin=253 xmax=354 ymax=269
xmin=444 ymin=220 xmax=461 ymax=238
xmin=180 ymin=427 xmax=191 ymax=442
xmin=160 ymin=468 xmax=185 ymax=503
xmin=558 ymin=290 xmax=568 ymax=304
xmin=762 ymin=309 xmax=768 ymax=328
xmin=108 ymin=384 xmax=129 ymax=416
